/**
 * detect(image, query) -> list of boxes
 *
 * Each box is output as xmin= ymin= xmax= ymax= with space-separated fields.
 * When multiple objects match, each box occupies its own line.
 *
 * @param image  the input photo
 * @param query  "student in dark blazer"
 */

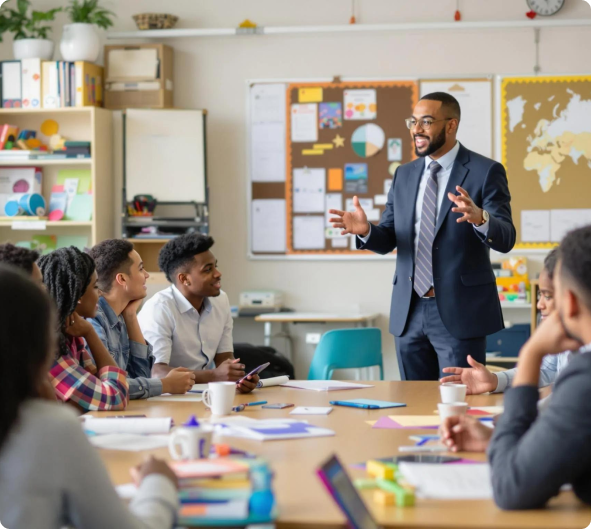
xmin=329 ymin=92 xmax=515 ymax=380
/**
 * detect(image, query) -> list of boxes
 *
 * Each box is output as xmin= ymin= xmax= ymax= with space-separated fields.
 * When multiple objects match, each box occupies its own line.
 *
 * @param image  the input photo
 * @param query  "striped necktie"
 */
xmin=414 ymin=161 xmax=442 ymax=297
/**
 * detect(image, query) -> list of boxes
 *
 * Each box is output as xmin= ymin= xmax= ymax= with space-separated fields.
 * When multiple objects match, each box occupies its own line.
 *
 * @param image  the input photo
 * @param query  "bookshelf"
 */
xmin=0 ymin=107 xmax=114 ymax=249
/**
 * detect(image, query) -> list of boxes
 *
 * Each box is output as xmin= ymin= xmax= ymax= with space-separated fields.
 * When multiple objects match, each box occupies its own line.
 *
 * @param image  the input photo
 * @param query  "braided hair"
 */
xmin=38 ymin=247 xmax=95 ymax=357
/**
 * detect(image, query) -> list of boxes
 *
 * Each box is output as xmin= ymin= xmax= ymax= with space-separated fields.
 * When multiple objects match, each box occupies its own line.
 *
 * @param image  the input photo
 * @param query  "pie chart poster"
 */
xmin=287 ymin=81 xmax=417 ymax=253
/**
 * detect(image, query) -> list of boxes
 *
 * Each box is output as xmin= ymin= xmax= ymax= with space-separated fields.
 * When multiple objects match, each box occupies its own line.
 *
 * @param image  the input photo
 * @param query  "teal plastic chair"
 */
xmin=307 ymin=328 xmax=384 ymax=380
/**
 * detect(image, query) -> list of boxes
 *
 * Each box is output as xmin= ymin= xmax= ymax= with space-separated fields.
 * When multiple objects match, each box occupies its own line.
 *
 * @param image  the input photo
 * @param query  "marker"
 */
xmin=246 ymin=401 xmax=267 ymax=407
xmin=330 ymin=401 xmax=380 ymax=410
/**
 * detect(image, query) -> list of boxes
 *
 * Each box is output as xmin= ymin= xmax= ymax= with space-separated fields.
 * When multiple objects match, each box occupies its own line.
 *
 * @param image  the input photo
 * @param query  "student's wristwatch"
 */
xmin=476 ymin=209 xmax=489 ymax=227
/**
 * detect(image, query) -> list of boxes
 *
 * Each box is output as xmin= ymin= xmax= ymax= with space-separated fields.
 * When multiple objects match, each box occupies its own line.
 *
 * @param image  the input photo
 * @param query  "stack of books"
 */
xmin=1 ymin=59 xmax=103 ymax=109
xmin=55 ymin=141 xmax=91 ymax=159
xmin=169 ymin=457 xmax=277 ymax=526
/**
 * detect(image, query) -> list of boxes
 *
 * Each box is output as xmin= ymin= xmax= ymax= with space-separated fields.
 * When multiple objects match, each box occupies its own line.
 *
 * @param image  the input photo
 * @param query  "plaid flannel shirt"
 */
xmin=50 ymin=336 xmax=129 ymax=411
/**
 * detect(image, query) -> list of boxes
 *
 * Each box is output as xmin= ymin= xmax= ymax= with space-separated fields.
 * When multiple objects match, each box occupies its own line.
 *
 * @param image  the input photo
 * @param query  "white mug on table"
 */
xmin=168 ymin=416 xmax=214 ymax=461
xmin=202 ymin=381 xmax=236 ymax=416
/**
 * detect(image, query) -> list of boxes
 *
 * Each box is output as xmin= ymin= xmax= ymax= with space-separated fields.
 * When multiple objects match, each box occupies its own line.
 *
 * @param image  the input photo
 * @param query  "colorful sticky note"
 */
xmin=302 ymin=149 xmax=324 ymax=155
xmin=57 ymin=169 xmax=92 ymax=194
xmin=64 ymin=194 xmax=92 ymax=221
xmin=328 ymin=168 xmax=343 ymax=191
xmin=313 ymin=144 xmax=334 ymax=150
xmin=299 ymin=87 xmax=323 ymax=103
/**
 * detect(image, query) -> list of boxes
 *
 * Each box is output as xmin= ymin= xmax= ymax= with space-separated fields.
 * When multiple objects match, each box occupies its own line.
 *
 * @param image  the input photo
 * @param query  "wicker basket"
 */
xmin=133 ymin=13 xmax=179 ymax=30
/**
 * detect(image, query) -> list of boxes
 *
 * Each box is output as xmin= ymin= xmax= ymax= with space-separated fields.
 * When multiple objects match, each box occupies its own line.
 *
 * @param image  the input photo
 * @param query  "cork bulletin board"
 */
xmin=248 ymin=78 xmax=418 ymax=259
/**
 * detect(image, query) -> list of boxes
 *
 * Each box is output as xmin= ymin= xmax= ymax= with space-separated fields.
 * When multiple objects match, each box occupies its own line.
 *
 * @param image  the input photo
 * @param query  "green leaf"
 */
xmin=16 ymin=0 xmax=29 ymax=16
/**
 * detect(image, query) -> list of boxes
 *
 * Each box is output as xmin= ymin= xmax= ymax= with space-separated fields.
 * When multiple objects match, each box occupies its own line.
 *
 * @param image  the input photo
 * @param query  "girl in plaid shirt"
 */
xmin=39 ymin=247 xmax=129 ymax=412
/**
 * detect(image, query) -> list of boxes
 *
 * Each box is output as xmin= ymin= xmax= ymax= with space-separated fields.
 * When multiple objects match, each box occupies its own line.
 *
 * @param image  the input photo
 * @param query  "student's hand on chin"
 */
xmin=526 ymin=312 xmax=582 ymax=357
xmin=65 ymin=312 xmax=92 ymax=338
xmin=131 ymin=455 xmax=178 ymax=489
xmin=122 ymin=298 xmax=143 ymax=319
xmin=237 ymin=374 xmax=259 ymax=394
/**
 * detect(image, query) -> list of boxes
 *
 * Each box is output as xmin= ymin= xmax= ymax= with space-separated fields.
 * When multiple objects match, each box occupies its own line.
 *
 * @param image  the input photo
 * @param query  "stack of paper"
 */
xmin=89 ymin=433 xmax=170 ymax=451
xmin=398 ymin=463 xmax=493 ymax=500
xmin=214 ymin=417 xmax=335 ymax=441
xmin=84 ymin=417 xmax=172 ymax=435
xmin=281 ymin=380 xmax=373 ymax=392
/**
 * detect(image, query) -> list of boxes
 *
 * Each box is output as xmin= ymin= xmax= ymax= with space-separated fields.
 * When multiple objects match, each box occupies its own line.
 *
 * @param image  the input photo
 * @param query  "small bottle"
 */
xmin=249 ymin=460 xmax=275 ymax=518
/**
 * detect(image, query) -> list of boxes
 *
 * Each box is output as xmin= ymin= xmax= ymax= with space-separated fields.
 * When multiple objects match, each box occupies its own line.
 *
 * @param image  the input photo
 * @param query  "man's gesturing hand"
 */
xmin=448 ymin=185 xmax=483 ymax=225
xmin=328 ymin=195 xmax=370 ymax=236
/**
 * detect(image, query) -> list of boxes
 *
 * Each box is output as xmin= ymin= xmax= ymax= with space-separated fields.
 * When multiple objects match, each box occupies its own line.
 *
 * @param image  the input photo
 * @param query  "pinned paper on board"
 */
xmin=291 ymin=104 xmax=318 ymax=142
xmin=325 ymin=193 xmax=343 ymax=227
xmin=332 ymin=237 xmax=348 ymax=248
xmin=344 ymin=89 xmax=377 ymax=120
xmin=346 ymin=198 xmax=373 ymax=212
xmin=328 ymin=168 xmax=343 ymax=191
xmin=319 ymin=102 xmax=342 ymax=129
xmin=345 ymin=163 xmax=368 ymax=193
xmin=375 ymin=194 xmax=388 ymax=206
xmin=387 ymin=138 xmax=403 ymax=161
xmin=521 ymin=210 xmax=550 ymax=242
xmin=293 ymin=168 xmax=326 ymax=213
xmin=293 ymin=216 xmax=325 ymax=250
xmin=384 ymin=179 xmax=394 ymax=194
xmin=252 ymin=199 xmax=286 ymax=253
xmin=299 ymin=87 xmax=323 ymax=103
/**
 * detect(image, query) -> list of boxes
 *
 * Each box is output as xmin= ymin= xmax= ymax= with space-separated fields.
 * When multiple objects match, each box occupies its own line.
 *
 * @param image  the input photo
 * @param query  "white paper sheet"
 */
xmin=148 ymin=394 xmax=203 ymax=403
xmin=343 ymin=89 xmax=377 ymax=120
xmin=398 ymin=463 xmax=493 ymax=500
xmin=250 ymin=83 xmax=286 ymax=182
xmin=521 ymin=210 xmax=550 ymax=242
xmin=281 ymin=380 xmax=373 ymax=392
xmin=550 ymin=209 xmax=591 ymax=242
xmin=291 ymin=104 xmax=318 ymax=142
xmin=293 ymin=216 xmax=325 ymax=250
xmin=108 ymin=49 xmax=158 ymax=80
xmin=374 ymin=194 xmax=388 ymax=206
xmin=89 ymin=433 xmax=170 ymax=451
xmin=84 ymin=417 xmax=172 ymax=435
xmin=332 ymin=237 xmax=349 ymax=248
xmin=366 ymin=208 xmax=381 ymax=222
xmin=214 ymin=417 xmax=335 ymax=441
xmin=325 ymin=193 xmax=343 ymax=227
xmin=420 ymin=79 xmax=493 ymax=158
xmin=346 ymin=198 xmax=373 ymax=212
xmin=252 ymin=199 xmax=286 ymax=253
xmin=293 ymin=168 xmax=326 ymax=213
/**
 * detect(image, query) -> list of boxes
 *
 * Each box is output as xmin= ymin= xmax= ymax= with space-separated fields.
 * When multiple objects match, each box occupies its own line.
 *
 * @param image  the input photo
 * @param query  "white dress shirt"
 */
xmin=138 ymin=285 xmax=234 ymax=371
xmin=359 ymin=142 xmax=489 ymax=259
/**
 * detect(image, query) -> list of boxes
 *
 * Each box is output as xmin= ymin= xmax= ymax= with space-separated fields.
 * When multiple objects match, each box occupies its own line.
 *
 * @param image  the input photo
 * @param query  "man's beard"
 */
xmin=414 ymin=126 xmax=446 ymax=157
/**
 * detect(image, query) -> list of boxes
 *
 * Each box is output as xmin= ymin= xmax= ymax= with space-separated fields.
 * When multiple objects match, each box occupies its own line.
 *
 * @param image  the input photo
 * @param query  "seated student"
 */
xmin=440 ymin=249 xmax=571 ymax=394
xmin=0 ymin=242 xmax=43 ymax=283
xmin=88 ymin=240 xmax=196 ymax=399
xmin=138 ymin=234 xmax=259 ymax=393
xmin=442 ymin=226 xmax=591 ymax=510
xmin=39 ymin=247 xmax=129 ymax=411
xmin=0 ymin=266 xmax=178 ymax=529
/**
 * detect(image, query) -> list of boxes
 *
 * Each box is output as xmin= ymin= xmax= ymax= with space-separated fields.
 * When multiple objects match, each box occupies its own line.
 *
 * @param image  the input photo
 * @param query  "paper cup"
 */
xmin=437 ymin=402 xmax=468 ymax=421
xmin=440 ymin=383 xmax=467 ymax=403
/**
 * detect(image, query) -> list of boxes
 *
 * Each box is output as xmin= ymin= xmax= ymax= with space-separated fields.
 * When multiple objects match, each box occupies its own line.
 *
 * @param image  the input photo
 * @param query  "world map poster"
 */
xmin=501 ymin=75 xmax=591 ymax=248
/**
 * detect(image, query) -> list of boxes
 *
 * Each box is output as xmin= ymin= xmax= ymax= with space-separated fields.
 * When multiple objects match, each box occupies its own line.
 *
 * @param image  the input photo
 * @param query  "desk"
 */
xmin=254 ymin=312 xmax=379 ymax=361
xmin=99 ymin=382 xmax=590 ymax=528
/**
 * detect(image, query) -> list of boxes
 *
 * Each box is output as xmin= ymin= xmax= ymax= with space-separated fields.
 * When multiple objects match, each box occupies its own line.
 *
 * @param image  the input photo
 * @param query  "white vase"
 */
xmin=13 ymin=38 xmax=54 ymax=60
xmin=60 ymin=23 xmax=100 ymax=62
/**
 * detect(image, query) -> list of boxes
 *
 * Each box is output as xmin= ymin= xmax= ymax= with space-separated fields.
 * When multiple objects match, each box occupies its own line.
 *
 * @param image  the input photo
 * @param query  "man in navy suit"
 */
xmin=329 ymin=92 xmax=515 ymax=380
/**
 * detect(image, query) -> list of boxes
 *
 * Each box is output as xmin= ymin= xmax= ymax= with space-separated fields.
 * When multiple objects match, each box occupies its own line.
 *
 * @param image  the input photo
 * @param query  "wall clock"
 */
xmin=526 ymin=0 xmax=565 ymax=16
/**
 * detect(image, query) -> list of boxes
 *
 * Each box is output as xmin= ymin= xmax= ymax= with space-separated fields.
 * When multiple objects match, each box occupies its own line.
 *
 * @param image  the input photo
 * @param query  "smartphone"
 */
xmin=262 ymin=403 xmax=294 ymax=409
xmin=237 ymin=362 xmax=270 ymax=384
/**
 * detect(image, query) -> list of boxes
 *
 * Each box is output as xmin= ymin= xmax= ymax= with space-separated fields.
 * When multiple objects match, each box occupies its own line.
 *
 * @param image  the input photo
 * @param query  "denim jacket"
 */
xmin=89 ymin=297 xmax=162 ymax=399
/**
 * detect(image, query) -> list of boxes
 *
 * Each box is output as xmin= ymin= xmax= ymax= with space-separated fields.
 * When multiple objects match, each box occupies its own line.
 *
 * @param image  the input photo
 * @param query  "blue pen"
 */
xmin=329 ymin=401 xmax=380 ymax=410
xmin=246 ymin=401 xmax=267 ymax=406
xmin=416 ymin=438 xmax=429 ymax=447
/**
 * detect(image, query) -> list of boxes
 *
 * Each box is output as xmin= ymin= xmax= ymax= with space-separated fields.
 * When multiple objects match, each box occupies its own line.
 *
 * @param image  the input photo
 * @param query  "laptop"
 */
xmin=317 ymin=454 xmax=382 ymax=529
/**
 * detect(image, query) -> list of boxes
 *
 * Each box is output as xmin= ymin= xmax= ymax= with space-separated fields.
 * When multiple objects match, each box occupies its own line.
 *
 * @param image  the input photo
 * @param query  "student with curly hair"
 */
xmin=0 ymin=242 xmax=42 ymax=283
xmin=138 ymin=234 xmax=258 ymax=393
xmin=0 ymin=266 xmax=178 ymax=528
xmin=39 ymin=247 xmax=129 ymax=411
xmin=88 ymin=239 xmax=195 ymax=399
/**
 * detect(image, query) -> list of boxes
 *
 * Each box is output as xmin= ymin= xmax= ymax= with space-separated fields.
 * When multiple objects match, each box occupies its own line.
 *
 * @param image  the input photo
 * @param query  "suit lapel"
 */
xmin=406 ymin=158 xmax=426 ymax=251
xmin=435 ymin=144 xmax=470 ymax=236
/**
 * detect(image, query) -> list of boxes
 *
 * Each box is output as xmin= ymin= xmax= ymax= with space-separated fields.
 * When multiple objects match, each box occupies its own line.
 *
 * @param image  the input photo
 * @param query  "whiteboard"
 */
xmin=125 ymin=109 xmax=206 ymax=202
xmin=420 ymin=78 xmax=493 ymax=159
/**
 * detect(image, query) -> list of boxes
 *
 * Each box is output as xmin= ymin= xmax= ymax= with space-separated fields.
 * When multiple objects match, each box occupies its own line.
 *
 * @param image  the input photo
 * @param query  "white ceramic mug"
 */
xmin=202 ymin=382 xmax=236 ymax=416
xmin=168 ymin=418 xmax=213 ymax=460
xmin=440 ymin=383 xmax=467 ymax=403
xmin=437 ymin=402 xmax=469 ymax=421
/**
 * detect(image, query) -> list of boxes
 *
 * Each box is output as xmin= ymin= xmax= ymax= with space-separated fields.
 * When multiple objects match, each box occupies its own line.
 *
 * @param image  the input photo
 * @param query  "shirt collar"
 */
xmin=98 ymin=296 xmax=121 ymax=329
xmin=425 ymin=141 xmax=460 ymax=173
xmin=171 ymin=284 xmax=212 ymax=315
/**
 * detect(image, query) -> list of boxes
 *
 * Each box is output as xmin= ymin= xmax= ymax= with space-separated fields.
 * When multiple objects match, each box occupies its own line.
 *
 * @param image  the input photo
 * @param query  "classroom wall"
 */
xmin=2 ymin=0 xmax=591 ymax=379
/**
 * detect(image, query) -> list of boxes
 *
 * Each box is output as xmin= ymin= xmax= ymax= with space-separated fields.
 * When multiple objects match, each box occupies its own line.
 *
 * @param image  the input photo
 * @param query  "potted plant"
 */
xmin=61 ymin=0 xmax=115 ymax=62
xmin=0 ymin=0 xmax=62 ymax=60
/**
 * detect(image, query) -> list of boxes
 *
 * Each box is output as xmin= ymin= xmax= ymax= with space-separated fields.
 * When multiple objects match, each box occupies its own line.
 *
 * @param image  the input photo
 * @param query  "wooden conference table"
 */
xmin=99 ymin=382 xmax=591 ymax=528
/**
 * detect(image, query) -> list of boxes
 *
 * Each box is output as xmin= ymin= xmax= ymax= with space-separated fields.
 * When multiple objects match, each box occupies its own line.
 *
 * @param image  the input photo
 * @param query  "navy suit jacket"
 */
xmin=358 ymin=144 xmax=516 ymax=340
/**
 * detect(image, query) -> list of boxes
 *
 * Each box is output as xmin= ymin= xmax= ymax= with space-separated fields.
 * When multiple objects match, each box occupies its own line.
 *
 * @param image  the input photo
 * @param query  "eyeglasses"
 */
xmin=405 ymin=118 xmax=452 ymax=131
